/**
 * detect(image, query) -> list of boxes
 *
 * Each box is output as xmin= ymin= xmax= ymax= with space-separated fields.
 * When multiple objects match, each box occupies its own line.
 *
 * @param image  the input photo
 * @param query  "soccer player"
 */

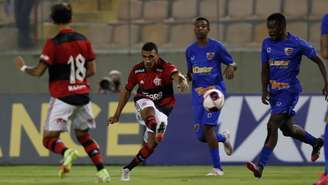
xmin=314 ymin=12 xmax=328 ymax=185
xmin=106 ymin=42 xmax=189 ymax=181
xmin=246 ymin=13 xmax=328 ymax=179
xmin=185 ymin=17 xmax=236 ymax=176
xmin=14 ymin=3 xmax=110 ymax=182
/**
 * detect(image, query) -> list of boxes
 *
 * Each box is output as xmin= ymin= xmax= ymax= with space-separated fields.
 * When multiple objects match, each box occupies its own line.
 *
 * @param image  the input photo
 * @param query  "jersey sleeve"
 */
xmin=321 ymin=14 xmax=328 ymax=35
xmin=85 ymin=40 xmax=96 ymax=62
xmin=165 ymin=62 xmax=178 ymax=80
xmin=298 ymin=38 xmax=317 ymax=59
xmin=40 ymin=39 xmax=55 ymax=65
xmin=261 ymin=41 xmax=269 ymax=64
xmin=185 ymin=48 xmax=192 ymax=73
xmin=125 ymin=68 xmax=138 ymax=91
xmin=216 ymin=43 xmax=233 ymax=65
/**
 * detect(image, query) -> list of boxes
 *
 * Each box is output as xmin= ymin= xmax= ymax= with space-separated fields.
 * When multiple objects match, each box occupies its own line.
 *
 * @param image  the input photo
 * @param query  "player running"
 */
xmin=185 ymin=17 xmax=236 ymax=176
xmin=106 ymin=42 xmax=188 ymax=181
xmin=15 ymin=3 xmax=110 ymax=182
xmin=246 ymin=13 xmax=328 ymax=179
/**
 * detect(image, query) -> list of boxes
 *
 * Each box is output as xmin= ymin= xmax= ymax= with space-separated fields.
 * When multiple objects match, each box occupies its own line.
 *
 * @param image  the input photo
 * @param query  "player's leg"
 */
xmin=121 ymin=99 xmax=168 ymax=181
xmin=43 ymin=97 xmax=79 ymax=178
xmin=72 ymin=102 xmax=110 ymax=182
xmin=313 ymin=119 xmax=328 ymax=185
xmin=280 ymin=119 xmax=323 ymax=161
xmin=246 ymin=113 xmax=285 ymax=178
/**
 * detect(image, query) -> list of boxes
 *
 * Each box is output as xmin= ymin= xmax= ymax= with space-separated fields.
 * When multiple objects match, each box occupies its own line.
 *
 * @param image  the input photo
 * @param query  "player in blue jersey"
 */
xmin=314 ymin=12 xmax=328 ymax=185
xmin=185 ymin=17 xmax=236 ymax=176
xmin=246 ymin=13 xmax=328 ymax=179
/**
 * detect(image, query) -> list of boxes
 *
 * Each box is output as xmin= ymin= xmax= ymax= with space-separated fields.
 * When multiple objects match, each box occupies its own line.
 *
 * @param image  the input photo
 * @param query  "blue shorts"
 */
xmin=269 ymin=91 xmax=299 ymax=116
xmin=191 ymin=84 xmax=226 ymax=126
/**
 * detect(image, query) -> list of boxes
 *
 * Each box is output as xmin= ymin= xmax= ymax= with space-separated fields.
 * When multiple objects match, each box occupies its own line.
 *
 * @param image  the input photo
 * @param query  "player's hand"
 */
xmin=223 ymin=65 xmax=235 ymax=80
xmin=15 ymin=56 xmax=25 ymax=70
xmin=177 ymin=80 xmax=189 ymax=92
xmin=106 ymin=115 xmax=119 ymax=126
xmin=261 ymin=90 xmax=270 ymax=105
xmin=322 ymin=83 xmax=328 ymax=101
xmin=193 ymin=124 xmax=200 ymax=131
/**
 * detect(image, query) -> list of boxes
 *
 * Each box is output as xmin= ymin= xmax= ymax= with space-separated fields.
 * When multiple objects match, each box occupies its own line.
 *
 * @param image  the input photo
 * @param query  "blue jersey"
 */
xmin=185 ymin=38 xmax=234 ymax=90
xmin=261 ymin=33 xmax=317 ymax=94
xmin=321 ymin=14 xmax=328 ymax=35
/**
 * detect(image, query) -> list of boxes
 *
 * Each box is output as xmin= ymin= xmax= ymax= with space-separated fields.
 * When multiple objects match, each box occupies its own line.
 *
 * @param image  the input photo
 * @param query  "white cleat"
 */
xmin=206 ymin=168 xmax=224 ymax=176
xmin=222 ymin=130 xmax=233 ymax=156
xmin=121 ymin=168 xmax=130 ymax=181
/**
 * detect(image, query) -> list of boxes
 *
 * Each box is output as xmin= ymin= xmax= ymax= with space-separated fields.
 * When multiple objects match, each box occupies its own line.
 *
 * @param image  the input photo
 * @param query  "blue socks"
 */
xmin=304 ymin=132 xmax=317 ymax=146
xmin=216 ymin=133 xmax=226 ymax=143
xmin=209 ymin=148 xmax=222 ymax=169
xmin=258 ymin=146 xmax=273 ymax=166
xmin=324 ymin=124 xmax=328 ymax=175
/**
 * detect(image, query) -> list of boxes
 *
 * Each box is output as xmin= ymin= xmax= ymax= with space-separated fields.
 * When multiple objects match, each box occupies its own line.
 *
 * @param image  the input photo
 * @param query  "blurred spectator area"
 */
xmin=0 ymin=0 xmax=327 ymax=50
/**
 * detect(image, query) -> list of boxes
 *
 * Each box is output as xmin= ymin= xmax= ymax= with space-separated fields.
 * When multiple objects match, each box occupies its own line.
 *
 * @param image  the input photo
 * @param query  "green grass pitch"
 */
xmin=0 ymin=165 xmax=323 ymax=185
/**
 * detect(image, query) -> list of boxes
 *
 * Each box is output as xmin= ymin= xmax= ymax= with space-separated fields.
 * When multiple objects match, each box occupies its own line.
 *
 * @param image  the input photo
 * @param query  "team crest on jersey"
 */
xmin=140 ymin=80 xmax=144 ymax=84
xmin=153 ymin=76 xmax=162 ymax=86
xmin=267 ymin=47 xmax=272 ymax=53
xmin=284 ymin=48 xmax=294 ymax=56
xmin=206 ymin=52 xmax=215 ymax=60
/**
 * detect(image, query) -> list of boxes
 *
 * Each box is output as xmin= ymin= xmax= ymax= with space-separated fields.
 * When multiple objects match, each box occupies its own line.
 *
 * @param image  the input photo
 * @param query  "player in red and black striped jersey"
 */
xmin=107 ymin=42 xmax=189 ymax=181
xmin=15 ymin=2 xmax=110 ymax=182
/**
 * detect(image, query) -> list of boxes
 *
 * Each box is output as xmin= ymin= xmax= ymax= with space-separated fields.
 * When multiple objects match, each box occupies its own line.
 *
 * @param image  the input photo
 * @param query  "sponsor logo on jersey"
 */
xmin=40 ymin=54 xmax=50 ymax=61
xmin=284 ymin=47 xmax=294 ymax=56
xmin=192 ymin=66 xmax=213 ymax=74
xmin=269 ymin=60 xmax=289 ymax=67
xmin=135 ymin=69 xmax=145 ymax=74
xmin=68 ymin=84 xmax=87 ymax=91
xmin=143 ymin=91 xmax=163 ymax=101
xmin=206 ymin=52 xmax=215 ymax=60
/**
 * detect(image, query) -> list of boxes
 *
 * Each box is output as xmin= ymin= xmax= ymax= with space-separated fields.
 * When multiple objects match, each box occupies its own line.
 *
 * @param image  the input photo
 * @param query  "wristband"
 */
xmin=20 ymin=65 xmax=27 ymax=72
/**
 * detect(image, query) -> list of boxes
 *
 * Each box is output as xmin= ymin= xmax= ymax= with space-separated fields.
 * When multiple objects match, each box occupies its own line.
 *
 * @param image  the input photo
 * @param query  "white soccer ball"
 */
xmin=203 ymin=89 xmax=225 ymax=112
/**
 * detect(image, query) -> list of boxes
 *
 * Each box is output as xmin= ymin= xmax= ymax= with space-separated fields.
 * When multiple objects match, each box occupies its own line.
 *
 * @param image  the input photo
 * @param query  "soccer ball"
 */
xmin=203 ymin=89 xmax=225 ymax=112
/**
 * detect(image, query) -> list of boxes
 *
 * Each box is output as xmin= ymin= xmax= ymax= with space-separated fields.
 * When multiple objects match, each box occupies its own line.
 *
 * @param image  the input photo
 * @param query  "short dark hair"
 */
xmin=194 ymin=17 xmax=210 ymax=26
xmin=50 ymin=2 xmax=72 ymax=24
xmin=267 ymin=13 xmax=286 ymax=28
xmin=142 ymin=42 xmax=158 ymax=53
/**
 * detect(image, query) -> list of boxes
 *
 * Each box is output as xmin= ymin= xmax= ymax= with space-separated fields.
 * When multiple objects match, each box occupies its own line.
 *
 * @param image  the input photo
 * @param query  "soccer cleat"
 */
xmin=121 ymin=168 xmax=130 ymax=181
xmin=311 ymin=138 xmax=324 ymax=162
xmin=96 ymin=168 xmax=111 ymax=183
xmin=246 ymin=161 xmax=263 ymax=178
xmin=155 ymin=122 xmax=166 ymax=142
xmin=313 ymin=173 xmax=328 ymax=185
xmin=58 ymin=148 xmax=79 ymax=178
xmin=222 ymin=130 xmax=233 ymax=156
xmin=206 ymin=168 xmax=224 ymax=176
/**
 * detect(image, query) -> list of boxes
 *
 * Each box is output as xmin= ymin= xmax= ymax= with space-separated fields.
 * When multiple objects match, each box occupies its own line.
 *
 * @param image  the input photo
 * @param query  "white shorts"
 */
xmin=44 ymin=97 xmax=96 ymax=132
xmin=135 ymin=98 xmax=168 ymax=142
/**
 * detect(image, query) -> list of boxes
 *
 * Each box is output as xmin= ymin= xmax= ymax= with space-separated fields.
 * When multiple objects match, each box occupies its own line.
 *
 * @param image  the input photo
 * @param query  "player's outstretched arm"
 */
xmin=86 ymin=60 xmax=96 ymax=78
xmin=15 ymin=56 xmax=47 ymax=77
xmin=309 ymin=56 xmax=328 ymax=100
xmin=223 ymin=63 xmax=237 ymax=80
xmin=106 ymin=88 xmax=131 ymax=125
xmin=172 ymin=72 xmax=189 ymax=92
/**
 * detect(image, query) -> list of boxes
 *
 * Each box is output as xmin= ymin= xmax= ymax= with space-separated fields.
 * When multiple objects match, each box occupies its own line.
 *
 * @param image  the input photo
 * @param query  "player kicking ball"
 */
xmin=246 ymin=13 xmax=328 ymax=179
xmin=15 ymin=3 xmax=110 ymax=182
xmin=107 ymin=42 xmax=189 ymax=181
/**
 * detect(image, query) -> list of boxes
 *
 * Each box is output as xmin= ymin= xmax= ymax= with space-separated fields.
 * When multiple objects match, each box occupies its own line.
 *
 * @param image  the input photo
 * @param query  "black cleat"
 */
xmin=311 ymin=138 xmax=324 ymax=162
xmin=246 ymin=161 xmax=263 ymax=178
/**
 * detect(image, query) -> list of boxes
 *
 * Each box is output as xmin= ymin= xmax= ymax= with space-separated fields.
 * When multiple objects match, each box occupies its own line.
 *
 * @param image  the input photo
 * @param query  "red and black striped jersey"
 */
xmin=40 ymin=28 xmax=95 ymax=99
xmin=126 ymin=58 xmax=178 ymax=108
